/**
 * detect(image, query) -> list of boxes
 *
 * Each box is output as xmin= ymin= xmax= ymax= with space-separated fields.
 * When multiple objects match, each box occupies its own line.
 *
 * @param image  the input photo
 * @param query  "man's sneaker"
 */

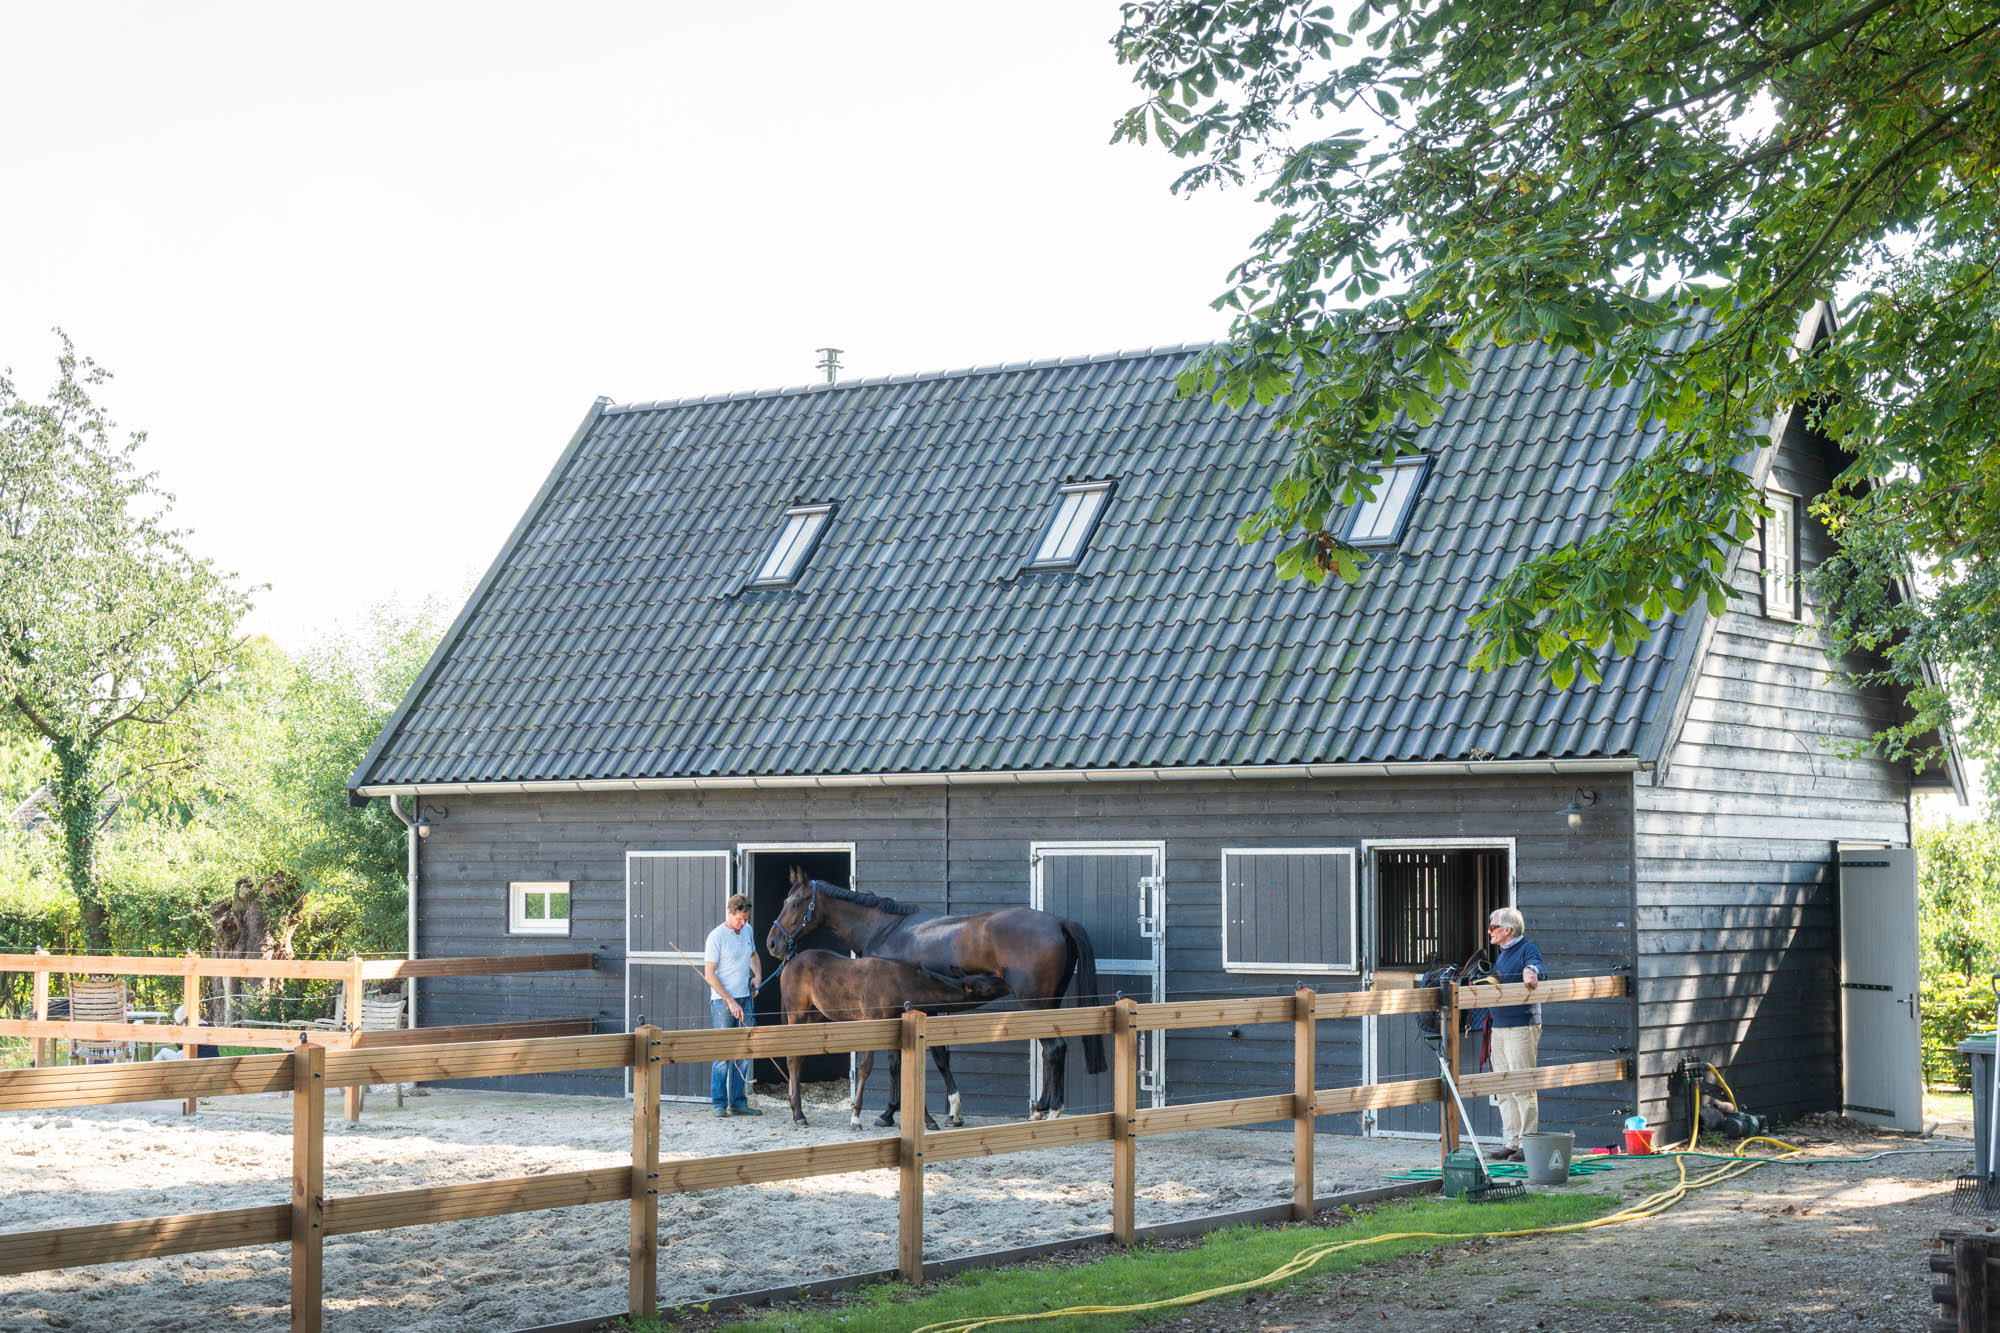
xmin=713 ymin=1107 xmax=730 ymax=1118
xmin=728 ymin=1104 xmax=763 ymax=1117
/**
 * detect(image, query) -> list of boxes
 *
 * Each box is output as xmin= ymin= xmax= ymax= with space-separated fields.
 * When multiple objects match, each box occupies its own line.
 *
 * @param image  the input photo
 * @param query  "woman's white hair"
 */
xmin=1489 ymin=906 xmax=1526 ymax=936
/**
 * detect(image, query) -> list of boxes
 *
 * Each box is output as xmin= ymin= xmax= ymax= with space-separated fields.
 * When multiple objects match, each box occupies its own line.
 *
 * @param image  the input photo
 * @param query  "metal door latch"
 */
xmin=1137 ymin=876 xmax=1163 ymax=938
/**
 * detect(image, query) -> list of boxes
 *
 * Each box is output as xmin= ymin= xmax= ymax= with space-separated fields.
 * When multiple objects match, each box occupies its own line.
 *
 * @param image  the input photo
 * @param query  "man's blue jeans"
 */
xmin=710 ymin=995 xmax=754 ymax=1110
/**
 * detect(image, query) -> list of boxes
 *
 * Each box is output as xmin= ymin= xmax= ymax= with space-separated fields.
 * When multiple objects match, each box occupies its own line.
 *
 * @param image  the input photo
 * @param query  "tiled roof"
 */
xmin=354 ymin=337 xmax=1696 ymax=787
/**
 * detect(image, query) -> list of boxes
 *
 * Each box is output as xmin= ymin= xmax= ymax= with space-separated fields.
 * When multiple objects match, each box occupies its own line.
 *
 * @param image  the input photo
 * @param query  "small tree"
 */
xmin=0 ymin=335 xmax=250 ymax=951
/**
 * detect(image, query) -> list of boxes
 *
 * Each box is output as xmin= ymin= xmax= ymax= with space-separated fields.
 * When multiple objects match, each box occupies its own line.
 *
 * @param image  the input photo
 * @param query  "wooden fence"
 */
xmin=0 ymin=950 xmax=599 ymax=1119
xmin=0 ymin=973 xmax=1629 ymax=1333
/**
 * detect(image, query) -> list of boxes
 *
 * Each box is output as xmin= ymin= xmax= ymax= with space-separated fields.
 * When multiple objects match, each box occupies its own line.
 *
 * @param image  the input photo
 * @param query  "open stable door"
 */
xmin=1838 ymin=848 xmax=1921 ymax=1131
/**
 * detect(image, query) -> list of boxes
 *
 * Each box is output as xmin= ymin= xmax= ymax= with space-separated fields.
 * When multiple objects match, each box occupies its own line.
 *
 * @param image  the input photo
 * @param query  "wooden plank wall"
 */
xmin=418 ymin=773 xmax=1638 ymax=1137
xmin=1633 ymin=419 xmax=1915 ymax=1136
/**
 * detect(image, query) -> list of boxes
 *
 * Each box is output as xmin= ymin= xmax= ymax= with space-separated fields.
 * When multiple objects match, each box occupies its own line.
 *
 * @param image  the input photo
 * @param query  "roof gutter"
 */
xmin=351 ymin=756 xmax=1648 ymax=800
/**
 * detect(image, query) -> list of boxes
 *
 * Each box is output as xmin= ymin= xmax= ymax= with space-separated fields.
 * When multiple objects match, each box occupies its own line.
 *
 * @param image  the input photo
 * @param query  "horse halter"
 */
xmin=769 ymin=878 xmax=819 ymax=959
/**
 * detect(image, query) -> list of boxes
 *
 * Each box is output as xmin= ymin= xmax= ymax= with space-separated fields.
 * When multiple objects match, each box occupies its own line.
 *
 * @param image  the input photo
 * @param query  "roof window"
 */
xmin=1028 ymin=481 xmax=1113 ymax=568
xmin=749 ymin=503 xmax=834 ymax=586
xmin=1346 ymin=457 xmax=1430 ymax=547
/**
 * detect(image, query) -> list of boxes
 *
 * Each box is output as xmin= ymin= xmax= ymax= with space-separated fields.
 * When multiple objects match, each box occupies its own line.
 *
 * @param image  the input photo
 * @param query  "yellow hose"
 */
xmin=909 ymin=1140 xmax=1802 ymax=1333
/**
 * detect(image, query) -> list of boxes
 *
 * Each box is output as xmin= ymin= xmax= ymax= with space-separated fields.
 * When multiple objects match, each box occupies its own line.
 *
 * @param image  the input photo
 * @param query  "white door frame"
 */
xmin=1357 ymin=837 xmax=1517 ymax=1138
xmin=624 ymin=848 xmax=733 ymax=1102
xmin=1029 ymin=839 xmax=1167 ymax=1108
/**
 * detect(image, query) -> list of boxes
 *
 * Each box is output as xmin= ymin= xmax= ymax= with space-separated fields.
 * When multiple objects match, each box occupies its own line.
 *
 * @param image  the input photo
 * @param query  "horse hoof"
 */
xmin=849 ymin=1116 xmax=863 ymax=1130
xmin=793 ymin=1115 xmax=808 ymax=1127
xmin=875 ymin=1112 xmax=896 ymax=1128
xmin=924 ymin=1115 xmax=939 ymax=1131
xmin=1027 ymin=1108 xmax=1043 ymax=1122
xmin=947 ymin=1114 xmax=964 ymax=1128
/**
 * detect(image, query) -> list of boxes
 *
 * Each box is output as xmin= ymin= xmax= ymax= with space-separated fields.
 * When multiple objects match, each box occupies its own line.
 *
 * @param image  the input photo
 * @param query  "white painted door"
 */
xmin=1838 ymin=848 xmax=1921 ymax=1131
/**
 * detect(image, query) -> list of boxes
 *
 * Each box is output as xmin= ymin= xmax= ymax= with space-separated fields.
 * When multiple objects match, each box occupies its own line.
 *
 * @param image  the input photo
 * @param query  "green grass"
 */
xmin=1928 ymin=1090 xmax=1974 ymax=1121
xmin=623 ymin=1190 xmax=1625 ymax=1333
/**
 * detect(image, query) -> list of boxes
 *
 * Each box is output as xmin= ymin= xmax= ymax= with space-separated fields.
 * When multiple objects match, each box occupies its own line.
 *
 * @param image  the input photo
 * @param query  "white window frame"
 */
xmin=1027 ymin=481 xmax=1113 ymax=568
xmin=749 ymin=503 xmax=835 ymax=587
xmin=1762 ymin=487 xmax=1800 ymax=621
xmin=1346 ymin=456 xmax=1431 ymax=546
xmin=509 ymin=881 xmax=571 ymax=936
xmin=1220 ymin=847 xmax=1359 ymax=976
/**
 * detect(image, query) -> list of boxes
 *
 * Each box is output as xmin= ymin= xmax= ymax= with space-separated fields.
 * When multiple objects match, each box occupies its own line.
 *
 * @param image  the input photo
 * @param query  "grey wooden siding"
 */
xmin=1224 ymin=850 xmax=1356 ymax=973
xmin=1633 ymin=422 xmax=1912 ymax=1137
xmin=414 ymin=773 xmax=1638 ymax=1139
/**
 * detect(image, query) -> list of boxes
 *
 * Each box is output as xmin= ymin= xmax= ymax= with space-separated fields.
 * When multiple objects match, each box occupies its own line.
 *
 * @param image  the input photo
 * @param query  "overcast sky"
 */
xmin=1 ymin=1 xmax=1269 ymax=650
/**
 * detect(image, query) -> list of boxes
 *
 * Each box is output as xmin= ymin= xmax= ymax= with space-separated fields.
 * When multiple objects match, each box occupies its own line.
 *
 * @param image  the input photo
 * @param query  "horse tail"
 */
xmin=1062 ymin=920 xmax=1108 ymax=1075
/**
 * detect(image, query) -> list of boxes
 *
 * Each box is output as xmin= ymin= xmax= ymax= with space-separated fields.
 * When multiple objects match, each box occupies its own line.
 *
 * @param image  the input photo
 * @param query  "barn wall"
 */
xmin=411 ymin=772 xmax=1638 ymax=1138
xmin=1633 ymin=421 xmax=1914 ymax=1137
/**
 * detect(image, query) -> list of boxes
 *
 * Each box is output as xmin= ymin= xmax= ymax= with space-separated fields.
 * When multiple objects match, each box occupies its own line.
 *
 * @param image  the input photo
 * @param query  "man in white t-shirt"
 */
xmin=702 ymin=893 xmax=763 ymax=1116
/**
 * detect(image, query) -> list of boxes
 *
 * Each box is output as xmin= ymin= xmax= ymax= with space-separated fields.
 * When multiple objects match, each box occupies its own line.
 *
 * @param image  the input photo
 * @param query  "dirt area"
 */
xmin=1136 ymin=1118 xmax=1980 ymax=1333
xmin=0 ymin=1081 xmax=1443 ymax=1332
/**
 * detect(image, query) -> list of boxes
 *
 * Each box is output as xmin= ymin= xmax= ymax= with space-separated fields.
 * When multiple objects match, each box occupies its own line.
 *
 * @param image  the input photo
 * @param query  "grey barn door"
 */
xmin=628 ymin=850 xmax=731 ymax=1101
xmin=1031 ymin=842 xmax=1165 ymax=1114
xmin=1839 ymin=848 xmax=1921 ymax=1131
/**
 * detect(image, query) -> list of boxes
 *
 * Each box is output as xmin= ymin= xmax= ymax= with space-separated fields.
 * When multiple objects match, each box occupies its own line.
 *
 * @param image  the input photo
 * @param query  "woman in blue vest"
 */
xmin=1485 ymin=907 xmax=1546 ymax=1161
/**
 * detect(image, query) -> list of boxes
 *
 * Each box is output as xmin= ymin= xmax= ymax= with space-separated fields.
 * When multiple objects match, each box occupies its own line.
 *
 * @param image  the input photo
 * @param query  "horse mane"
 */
xmin=816 ymin=880 xmax=917 ymax=916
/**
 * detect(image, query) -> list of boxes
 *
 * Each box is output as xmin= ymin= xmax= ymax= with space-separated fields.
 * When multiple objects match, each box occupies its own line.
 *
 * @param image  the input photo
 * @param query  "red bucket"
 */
xmin=1623 ymin=1128 xmax=1655 ymax=1155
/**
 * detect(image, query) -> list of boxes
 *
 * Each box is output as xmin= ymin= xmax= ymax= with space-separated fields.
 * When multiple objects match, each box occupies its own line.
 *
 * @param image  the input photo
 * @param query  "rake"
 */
xmin=1954 ymin=976 xmax=2000 ymax=1212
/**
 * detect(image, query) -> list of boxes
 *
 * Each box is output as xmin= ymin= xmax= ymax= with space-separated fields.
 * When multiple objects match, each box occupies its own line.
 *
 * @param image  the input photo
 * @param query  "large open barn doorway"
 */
xmin=1363 ymin=841 xmax=1511 ymax=1139
xmin=742 ymin=844 xmax=852 ymax=1085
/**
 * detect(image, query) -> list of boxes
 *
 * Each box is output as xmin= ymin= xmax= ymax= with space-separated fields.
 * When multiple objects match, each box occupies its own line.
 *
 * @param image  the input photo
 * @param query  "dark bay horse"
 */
xmin=777 ymin=949 xmax=1010 ymax=1128
xmin=765 ymin=869 xmax=1107 ymax=1119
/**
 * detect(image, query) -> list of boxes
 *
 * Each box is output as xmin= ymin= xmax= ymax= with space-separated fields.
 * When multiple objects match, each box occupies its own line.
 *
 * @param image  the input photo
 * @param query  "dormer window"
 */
xmin=1028 ymin=480 xmax=1113 ymax=569
xmin=1346 ymin=456 xmax=1430 ymax=547
xmin=1762 ymin=488 xmax=1800 ymax=621
xmin=749 ymin=503 xmax=834 ymax=587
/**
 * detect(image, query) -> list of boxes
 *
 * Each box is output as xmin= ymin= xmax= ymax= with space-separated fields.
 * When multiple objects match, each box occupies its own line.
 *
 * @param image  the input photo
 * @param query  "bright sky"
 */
xmin=1 ymin=1 xmax=1268 ymax=650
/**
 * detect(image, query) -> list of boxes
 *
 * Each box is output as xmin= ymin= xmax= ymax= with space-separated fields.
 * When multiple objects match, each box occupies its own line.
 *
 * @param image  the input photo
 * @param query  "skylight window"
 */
xmin=1029 ymin=481 xmax=1113 ymax=568
xmin=749 ymin=503 xmax=834 ymax=586
xmin=1346 ymin=457 xmax=1430 ymax=546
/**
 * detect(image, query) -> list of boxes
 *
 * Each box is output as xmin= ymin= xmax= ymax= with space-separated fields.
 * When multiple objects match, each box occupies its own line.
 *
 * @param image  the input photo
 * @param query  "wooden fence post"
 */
xmin=1293 ymin=987 xmax=1316 ymax=1221
xmin=1112 ymin=996 xmax=1139 ymax=1245
xmin=342 ymin=956 xmax=365 ymax=1122
xmin=629 ymin=1025 xmax=662 ymax=1320
xmin=183 ymin=951 xmax=201 ymax=1115
xmin=1441 ymin=980 xmax=1461 ymax=1174
xmin=31 ymin=948 xmax=49 ymax=1069
xmin=291 ymin=1040 xmax=325 ymax=1333
xmin=898 ymin=1008 xmax=926 ymax=1284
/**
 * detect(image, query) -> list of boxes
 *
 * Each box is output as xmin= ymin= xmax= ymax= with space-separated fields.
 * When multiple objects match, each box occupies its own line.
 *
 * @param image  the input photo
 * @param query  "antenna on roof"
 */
xmin=816 ymin=347 xmax=844 ymax=385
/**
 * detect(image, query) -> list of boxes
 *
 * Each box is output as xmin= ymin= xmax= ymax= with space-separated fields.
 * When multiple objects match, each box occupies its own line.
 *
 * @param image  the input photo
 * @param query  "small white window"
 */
xmin=750 ymin=504 xmax=834 ymax=586
xmin=1222 ymin=849 xmax=1358 ymax=975
xmin=1346 ymin=458 xmax=1429 ymax=546
xmin=1029 ymin=481 xmax=1113 ymax=567
xmin=510 ymin=881 xmax=571 ymax=936
xmin=1763 ymin=490 xmax=1799 ymax=621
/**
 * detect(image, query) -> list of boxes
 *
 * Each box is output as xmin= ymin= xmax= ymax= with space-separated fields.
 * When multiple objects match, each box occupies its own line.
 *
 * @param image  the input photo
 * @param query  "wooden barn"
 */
xmin=348 ymin=305 xmax=1954 ymax=1145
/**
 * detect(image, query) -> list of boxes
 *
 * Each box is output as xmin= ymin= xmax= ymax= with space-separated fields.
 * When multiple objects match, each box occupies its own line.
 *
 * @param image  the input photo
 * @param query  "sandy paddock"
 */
xmin=0 ymin=1083 xmax=1445 ymax=1332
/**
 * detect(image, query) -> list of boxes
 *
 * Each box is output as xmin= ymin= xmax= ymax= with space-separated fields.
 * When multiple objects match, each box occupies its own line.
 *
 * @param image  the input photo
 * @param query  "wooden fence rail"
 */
xmin=0 ymin=973 xmax=1631 ymax=1331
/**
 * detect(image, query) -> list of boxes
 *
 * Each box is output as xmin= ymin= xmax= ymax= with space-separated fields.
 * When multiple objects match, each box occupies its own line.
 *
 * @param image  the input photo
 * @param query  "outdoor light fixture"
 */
xmin=412 ymin=805 xmax=449 ymax=840
xmin=1560 ymin=789 xmax=1598 ymax=832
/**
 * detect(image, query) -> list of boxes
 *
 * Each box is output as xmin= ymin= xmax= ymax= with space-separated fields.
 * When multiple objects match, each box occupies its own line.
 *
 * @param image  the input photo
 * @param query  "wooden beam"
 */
xmin=359 ymin=953 xmax=598 ymax=980
xmin=898 ymin=1008 xmax=925 ymax=1284
xmin=30 ymin=947 xmax=49 ymax=1069
xmin=1314 ymin=987 xmax=1441 ymax=1021
xmin=291 ymin=1041 xmax=325 ymax=1333
xmin=657 ymin=1138 xmax=901 ymax=1192
xmin=342 ymin=956 xmax=366 ymax=1122
xmin=923 ymin=1114 xmax=1115 ymax=1164
xmin=182 ymin=951 xmax=201 ymax=1115
xmin=1442 ymin=980 xmax=1460 ymax=1171
xmin=0 ymin=1019 xmax=350 ymax=1048
xmin=1456 ymin=1058 xmax=1628 ymax=1098
xmin=0 ymin=1052 xmax=295 ymax=1111
xmin=1130 ymin=995 xmax=1294 ymax=1032
xmin=1292 ymin=989 xmax=1315 ymax=1222
xmin=1454 ymin=974 xmax=1630 ymax=1011
xmin=321 ymin=1033 xmax=634 ymax=1088
xmin=0 ymin=954 xmax=359 ymax=981
xmin=1132 ymin=1094 xmax=1293 ymax=1138
xmin=1111 ymin=997 xmax=1138 ymax=1246
xmin=630 ymin=1026 xmax=661 ymax=1320
xmin=347 ymin=1018 xmax=595 ymax=1049
xmin=1315 ymin=1076 xmax=1443 ymax=1117
xmin=323 ymin=1168 xmax=631 ymax=1237
xmin=653 ymin=1018 xmax=902 ymax=1065
xmin=922 ymin=1007 xmax=1114 ymax=1045
xmin=0 ymin=1205 xmax=290 ymax=1276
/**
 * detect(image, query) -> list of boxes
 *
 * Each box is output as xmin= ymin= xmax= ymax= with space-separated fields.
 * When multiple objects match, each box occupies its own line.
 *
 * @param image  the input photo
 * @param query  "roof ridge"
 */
xmin=600 ymin=342 xmax=1218 ymax=416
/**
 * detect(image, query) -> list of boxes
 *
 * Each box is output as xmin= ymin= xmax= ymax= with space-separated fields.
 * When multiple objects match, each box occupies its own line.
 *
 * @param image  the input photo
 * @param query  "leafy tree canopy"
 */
xmin=0 ymin=335 xmax=251 ymax=947
xmin=1115 ymin=0 xmax=2000 ymax=761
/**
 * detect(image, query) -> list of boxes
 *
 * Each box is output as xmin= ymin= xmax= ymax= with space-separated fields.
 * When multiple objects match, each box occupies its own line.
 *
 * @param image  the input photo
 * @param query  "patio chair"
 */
xmin=68 ymin=978 xmax=133 ymax=1065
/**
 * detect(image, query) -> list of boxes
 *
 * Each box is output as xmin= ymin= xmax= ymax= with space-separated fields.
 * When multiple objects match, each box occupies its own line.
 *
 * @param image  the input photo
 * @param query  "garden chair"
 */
xmin=68 ymin=979 xmax=133 ymax=1065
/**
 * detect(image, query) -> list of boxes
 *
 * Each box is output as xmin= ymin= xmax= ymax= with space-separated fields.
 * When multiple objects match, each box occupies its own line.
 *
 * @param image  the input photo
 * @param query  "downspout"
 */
xmin=389 ymin=794 xmax=420 ymax=1028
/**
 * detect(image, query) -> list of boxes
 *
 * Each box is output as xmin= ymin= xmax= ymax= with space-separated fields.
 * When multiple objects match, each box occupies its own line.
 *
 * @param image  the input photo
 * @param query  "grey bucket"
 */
xmin=1521 ymin=1131 xmax=1574 ymax=1185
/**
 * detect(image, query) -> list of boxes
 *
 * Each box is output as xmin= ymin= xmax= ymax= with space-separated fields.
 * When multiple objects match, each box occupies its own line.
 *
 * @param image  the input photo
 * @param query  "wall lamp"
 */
xmin=412 ymin=805 xmax=449 ymax=840
xmin=1560 ymin=788 xmax=1598 ymax=832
